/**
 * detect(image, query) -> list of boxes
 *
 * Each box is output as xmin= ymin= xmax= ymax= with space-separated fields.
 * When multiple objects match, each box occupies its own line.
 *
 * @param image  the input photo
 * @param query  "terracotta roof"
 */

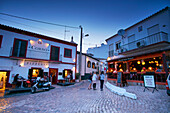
xmin=0 ymin=24 xmax=77 ymax=46
xmin=105 ymin=6 xmax=169 ymax=42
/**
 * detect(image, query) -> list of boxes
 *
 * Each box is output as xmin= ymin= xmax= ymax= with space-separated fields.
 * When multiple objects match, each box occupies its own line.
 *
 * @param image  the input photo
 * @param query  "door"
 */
xmin=49 ymin=68 xmax=58 ymax=84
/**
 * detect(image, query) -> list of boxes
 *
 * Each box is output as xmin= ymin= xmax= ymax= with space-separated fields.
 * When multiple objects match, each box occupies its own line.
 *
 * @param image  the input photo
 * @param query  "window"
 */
xmin=109 ymin=44 xmax=114 ymax=57
xmin=0 ymin=35 xmax=3 ymax=48
xmin=116 ymin=41 xmax=121 ymax=50
xmin=87 ymin=61 xmax=91 ymax=68
xmin=92 ymin=62 xmax=95 ymax=69
xmin=147 ymin=24 xmax=159 ymax=35
xmin=138 ymin=26 xmax=143 ymax=32
xmin=12 ymin=38 xmax=28 ymax=58
xmin=50 ymin=46 xmax=60 ymax=61
xmin=64 ymin=48 xmax=72 ymax=58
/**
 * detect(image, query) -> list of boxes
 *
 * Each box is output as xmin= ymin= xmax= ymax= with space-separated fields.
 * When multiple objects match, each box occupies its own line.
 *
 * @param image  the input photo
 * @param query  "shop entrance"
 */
xmin=49 ymin=68 xmax=58 ymax=84
xmin=0 ymin=71 xmax=10 ymax=90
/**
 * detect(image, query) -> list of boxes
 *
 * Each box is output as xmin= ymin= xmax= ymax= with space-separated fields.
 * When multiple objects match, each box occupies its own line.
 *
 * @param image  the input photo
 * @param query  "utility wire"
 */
xmin=0 ymin=12 xmax=80 ymax=29
xmin=0 ymin=17 xmax=64 ymax=36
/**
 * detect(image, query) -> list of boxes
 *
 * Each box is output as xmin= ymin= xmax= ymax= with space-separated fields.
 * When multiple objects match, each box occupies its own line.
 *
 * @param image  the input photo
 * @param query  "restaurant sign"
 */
xmin=118 ymin=57 xmax=134 ymax=61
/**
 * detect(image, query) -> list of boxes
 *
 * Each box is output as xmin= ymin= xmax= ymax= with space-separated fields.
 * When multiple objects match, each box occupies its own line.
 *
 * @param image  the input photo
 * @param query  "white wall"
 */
xmin=0 ymin=28 xmax=77 ymax=83
xmin=77 ymin=53 xmax=99 ymax=76
xmin=107 ymin=8 xmax=170 ymax=54
xmin=87 ymin=43 xmax=108 ymax=59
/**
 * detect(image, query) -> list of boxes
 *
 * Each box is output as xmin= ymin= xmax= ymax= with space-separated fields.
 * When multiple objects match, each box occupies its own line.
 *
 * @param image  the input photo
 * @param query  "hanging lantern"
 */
xmin=137 ymin=61 xmax=141 ymax=64
xmin=142 ymin=61 xmax=145 ymax=65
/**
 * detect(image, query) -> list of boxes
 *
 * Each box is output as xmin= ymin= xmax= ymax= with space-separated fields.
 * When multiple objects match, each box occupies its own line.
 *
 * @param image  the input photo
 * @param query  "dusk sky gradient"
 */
xmin=0 ymin=0 xmax=170 ymax=52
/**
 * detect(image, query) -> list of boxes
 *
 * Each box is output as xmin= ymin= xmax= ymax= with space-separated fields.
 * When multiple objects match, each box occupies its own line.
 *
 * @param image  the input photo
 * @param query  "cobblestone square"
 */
xmin=0 ymin=80 xmax=170 ymax=113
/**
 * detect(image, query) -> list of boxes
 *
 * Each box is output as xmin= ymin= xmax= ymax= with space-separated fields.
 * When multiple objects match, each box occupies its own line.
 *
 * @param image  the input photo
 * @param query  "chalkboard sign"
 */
xmin=117 ymin=72 xmax=122 ymax=84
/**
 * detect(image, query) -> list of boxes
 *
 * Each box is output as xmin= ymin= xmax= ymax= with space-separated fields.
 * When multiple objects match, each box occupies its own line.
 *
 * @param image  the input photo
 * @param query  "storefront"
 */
xmin=107 ymin=51 xmax=170 ymax=84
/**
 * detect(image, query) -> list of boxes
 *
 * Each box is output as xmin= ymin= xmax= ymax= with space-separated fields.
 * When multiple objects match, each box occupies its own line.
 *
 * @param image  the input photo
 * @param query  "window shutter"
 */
xmin=63 ymin=70 xmax=65 ymax=78
xmin=19 ymin=40 xmax=27 ymax=57
xmin=51 ymin=46 xmax=59 ymax=61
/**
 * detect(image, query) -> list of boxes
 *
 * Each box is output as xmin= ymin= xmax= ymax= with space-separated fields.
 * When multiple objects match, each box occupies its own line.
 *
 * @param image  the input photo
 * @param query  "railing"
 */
xmin=107 ymin=72 xmax=167 ymax=83
xmin=120 ymin=32 xmax=168 ymax=53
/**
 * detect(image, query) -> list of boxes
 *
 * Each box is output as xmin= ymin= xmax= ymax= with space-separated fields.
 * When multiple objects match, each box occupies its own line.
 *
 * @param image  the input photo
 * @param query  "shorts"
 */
xmin=88 ymin=80 xmax=92 ymax=83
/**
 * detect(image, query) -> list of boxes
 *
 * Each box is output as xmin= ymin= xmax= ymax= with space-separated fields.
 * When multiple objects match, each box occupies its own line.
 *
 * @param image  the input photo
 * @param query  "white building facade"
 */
xmin=0 ymin=24 xmax=77 ymax=90
xmin=87 ymin=43 xmax=108 ymax=73
xmin=77 ymin=52 xmax=99 ymax=76
xmin=106 ymin=7 xmax=170 ymax=84
xmin=87 ymin=43 xmax=108 ymax=59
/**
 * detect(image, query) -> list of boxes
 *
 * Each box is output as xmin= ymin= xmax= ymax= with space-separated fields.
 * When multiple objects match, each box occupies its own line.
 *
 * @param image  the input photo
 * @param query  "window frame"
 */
xmin=92 ymin=62 xmax=95 ymax=69
xmin=87 ymin=61 xmax=91 ymax=68
xmin=138 ymin=26 xmax=143 ymax=32
xmin=64 ymin=48 xmax=72 ymax=58
xmin=12 ymin=38 xmax=28 ymax=58
xmin=50 ymin=45 xmax=60 ymax=61
xmin=116 ymin=41 xmax=121 ymax=50
xmin=0 ymin=35 xmax=3 ymax=48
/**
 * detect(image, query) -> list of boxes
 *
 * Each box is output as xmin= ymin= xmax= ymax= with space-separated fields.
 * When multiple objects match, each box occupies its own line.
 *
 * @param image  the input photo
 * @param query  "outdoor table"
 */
xmin=18 ymin=79 xmax=27 ymax=88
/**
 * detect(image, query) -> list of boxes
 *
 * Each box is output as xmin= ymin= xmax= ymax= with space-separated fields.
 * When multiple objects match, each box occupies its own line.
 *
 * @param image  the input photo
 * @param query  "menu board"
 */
xmin=117 ymin=72 xmax=122 ymax=84
xmin=143 ymin=75 xmax=155 ymax=88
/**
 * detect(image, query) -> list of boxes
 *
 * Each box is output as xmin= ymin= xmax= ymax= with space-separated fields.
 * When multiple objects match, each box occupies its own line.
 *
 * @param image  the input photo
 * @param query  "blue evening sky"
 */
xmin=0 ymin=0 xmax=170 ymax=52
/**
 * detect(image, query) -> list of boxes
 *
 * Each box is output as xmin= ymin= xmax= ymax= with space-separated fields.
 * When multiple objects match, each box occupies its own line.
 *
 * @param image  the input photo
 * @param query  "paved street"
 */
xmin=0 ymin=80 xmax=170 ymax=113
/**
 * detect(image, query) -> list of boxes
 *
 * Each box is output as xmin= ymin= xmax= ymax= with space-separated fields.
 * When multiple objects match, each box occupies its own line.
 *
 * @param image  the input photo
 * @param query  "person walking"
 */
xmin=88 ymin=72 xmax=92 ymax=90
xmin=99 ymin=71 xmax=105 ymax=91
xmin=92 ymin=72 xmax=98 ymax=90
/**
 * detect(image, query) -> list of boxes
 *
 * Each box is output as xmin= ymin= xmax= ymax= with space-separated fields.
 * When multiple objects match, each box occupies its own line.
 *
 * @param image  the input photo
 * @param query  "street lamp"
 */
xmin=79 ymin=25 xmax=89 ymax=81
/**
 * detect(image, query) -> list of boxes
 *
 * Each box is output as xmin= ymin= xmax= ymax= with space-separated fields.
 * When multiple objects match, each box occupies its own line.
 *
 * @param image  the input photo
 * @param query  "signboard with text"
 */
xmin=143 ymin=75 xmax=155 ymax=88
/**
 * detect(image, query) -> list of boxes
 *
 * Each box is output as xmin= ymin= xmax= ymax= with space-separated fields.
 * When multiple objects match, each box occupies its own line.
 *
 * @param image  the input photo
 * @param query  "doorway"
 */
xmin=49 ymin=68 xmax=58 ymax=84
xmin=0 ymin=71 xmax=10 ymax=90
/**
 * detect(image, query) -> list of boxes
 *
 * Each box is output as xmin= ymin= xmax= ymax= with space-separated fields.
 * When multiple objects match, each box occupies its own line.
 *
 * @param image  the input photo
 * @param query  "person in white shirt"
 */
xmin=92 ymin=72 xmax=98 ymax=90
xmin=99 ymin=71 xmax=105 ymax=91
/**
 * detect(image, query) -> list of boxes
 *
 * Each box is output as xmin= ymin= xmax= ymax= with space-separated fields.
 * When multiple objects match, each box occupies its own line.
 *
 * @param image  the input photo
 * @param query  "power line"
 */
xmin=0 ymin=12 xmax=80 ymax=29
xmin=0 ymin=17 xmax=64 ymax=36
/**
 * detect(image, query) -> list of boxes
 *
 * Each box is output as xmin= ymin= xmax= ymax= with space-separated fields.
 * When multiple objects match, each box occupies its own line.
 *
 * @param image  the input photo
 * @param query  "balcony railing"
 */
xmin=120 ymin=32 xmax=168 ymax=53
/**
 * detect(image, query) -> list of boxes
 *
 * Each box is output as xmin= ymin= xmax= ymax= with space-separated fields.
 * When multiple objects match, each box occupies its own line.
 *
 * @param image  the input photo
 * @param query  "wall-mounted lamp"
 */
xmin=38 ymin=39 xmax=42 ymax=44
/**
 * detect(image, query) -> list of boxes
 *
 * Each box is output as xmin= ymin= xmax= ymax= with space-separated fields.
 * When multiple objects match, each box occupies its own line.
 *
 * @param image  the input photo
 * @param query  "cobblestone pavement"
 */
xmin=0 ymin=80 xmax=170 ymax=113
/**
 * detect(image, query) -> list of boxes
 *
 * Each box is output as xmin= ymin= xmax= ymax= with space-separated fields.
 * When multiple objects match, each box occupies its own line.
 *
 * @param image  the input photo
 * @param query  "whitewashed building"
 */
xmin=87 ymin=43 xmax=108 ymax=73
xmin=77 ymin=52 xmax=99 ymax=76
xmin=87 ymin=43 xmax=108 ymax=59
xmin=106 ymin=7 xmax=170 ymax=84
xmin=0 ymin=24 xmax=77 ymax=90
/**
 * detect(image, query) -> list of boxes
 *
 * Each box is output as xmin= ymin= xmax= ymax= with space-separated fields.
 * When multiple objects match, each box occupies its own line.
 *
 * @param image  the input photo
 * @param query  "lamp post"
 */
xmin=79 ymin=25 xmax=89 ymax=81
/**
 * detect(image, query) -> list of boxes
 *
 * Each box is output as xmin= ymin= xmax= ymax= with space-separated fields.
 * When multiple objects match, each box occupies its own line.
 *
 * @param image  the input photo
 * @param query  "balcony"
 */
xmin=120 ymin=32 xmax=168 ymax=54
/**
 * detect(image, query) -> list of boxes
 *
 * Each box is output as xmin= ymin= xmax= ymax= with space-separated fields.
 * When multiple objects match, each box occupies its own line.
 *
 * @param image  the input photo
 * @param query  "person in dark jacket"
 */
xmin=13 ymin=74 xmax=21 ymax=87
xmin=99 ymin=71 xmax=105 ymax=91
xmin=88 ymin=73 xmax=93 ymax=90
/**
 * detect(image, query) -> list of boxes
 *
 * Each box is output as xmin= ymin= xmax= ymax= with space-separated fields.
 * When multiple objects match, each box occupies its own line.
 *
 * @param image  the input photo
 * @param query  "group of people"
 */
xmin=88 ymin=71 xmax=105 ymax=91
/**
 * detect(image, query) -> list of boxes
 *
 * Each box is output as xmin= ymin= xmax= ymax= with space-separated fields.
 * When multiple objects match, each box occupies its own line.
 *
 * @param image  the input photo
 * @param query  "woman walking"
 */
xmin=88 ymin=72 xmax=92 ymax=90
xmin=92 ymin=72 xmax=98 ymax=90
xmin=99 ymin=71 xmax=105 ymax=91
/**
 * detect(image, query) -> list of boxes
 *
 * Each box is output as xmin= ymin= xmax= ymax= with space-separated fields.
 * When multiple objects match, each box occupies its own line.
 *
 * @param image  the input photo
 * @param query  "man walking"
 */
xmin=99 ymin=71 xmax=105 ymax=91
